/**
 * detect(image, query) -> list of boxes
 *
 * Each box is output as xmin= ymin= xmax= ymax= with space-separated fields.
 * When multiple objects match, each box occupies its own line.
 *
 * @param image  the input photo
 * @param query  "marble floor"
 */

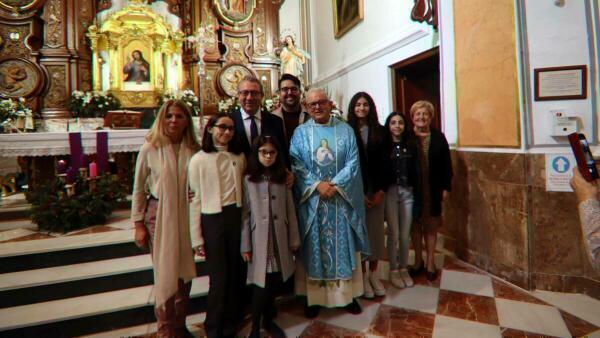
xmin=90 ymin=256 xmax=600 ymax=338
xmin=1 ymin=215 xmax=599 ymax=337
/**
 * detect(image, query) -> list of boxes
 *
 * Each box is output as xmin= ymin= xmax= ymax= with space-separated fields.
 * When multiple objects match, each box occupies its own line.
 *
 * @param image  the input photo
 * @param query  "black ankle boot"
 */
xmin=344 ymin=299 xmax=362 ymax=314
xmin=264 ymin=320 xmax=286 ymax=338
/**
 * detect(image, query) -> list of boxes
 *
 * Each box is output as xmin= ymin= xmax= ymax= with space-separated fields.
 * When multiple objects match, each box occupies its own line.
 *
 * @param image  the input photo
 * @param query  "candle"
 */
xmin=66 ymin=167 xmax=77 ymax=184
xmin=57 ymin=160 xmax=67 ymax=174
xmin=89 ymin=162 xmax=97 ymax=178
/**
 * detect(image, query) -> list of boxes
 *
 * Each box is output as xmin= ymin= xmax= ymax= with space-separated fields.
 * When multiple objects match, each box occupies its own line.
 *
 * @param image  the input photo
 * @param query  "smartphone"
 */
xmin=568 ymin=133 xmax=599 ymax=181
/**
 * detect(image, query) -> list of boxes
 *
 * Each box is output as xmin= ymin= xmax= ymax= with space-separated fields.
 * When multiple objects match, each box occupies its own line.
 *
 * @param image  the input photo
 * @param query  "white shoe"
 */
xmin=399 ymin=268 xmax=414 ymax=287
xmin=363 ymin=270 xmax=374 ymax=299
xmin=389 ymin=270 xmax=406 ymax=289
xmin=369 ymin=271 xmax=386 ymax=296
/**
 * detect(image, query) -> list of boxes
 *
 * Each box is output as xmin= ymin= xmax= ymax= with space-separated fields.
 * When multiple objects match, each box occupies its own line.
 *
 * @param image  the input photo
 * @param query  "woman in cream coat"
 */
xmin=131 ymin=99 xmax=200 ymax=337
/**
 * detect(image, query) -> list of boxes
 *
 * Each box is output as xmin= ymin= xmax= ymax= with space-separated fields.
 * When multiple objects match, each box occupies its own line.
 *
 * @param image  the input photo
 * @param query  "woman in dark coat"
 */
xmin=347 ymin=92 xmax=387 ymax=298
xmin=409 ymin=100 xmax=453 ymax=281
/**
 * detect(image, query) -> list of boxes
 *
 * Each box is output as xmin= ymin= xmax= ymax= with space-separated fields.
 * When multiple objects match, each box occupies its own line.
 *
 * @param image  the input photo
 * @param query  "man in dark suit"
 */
xmin=230 ymin=75 xmax=288 ymax=163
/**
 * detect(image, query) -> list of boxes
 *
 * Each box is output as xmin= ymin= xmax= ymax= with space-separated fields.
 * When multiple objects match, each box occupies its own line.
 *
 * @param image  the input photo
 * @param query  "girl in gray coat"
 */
xmin=241 ymin=135 xmax=301 ymax=338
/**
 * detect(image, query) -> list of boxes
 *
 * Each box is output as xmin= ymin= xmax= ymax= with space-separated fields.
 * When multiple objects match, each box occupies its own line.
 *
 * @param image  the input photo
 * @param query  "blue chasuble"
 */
xmin=290 ymin=116 xmax=369 ymax=280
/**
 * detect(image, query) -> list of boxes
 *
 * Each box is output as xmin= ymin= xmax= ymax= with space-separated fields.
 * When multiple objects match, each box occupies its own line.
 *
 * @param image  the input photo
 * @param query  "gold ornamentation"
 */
xmin=87 ymin=2 xmax=186 ymax=107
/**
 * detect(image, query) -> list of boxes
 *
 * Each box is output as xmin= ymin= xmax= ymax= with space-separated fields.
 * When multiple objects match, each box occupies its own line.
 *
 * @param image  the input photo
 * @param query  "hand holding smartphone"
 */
xmin=568 ymin=133 xmax=599 ymax=182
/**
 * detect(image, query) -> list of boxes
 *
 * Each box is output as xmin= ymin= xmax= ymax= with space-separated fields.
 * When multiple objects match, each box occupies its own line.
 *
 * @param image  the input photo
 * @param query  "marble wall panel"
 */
xmin=530 ymin=187 xmax=583 ymax=276
xmin=444 ymin=150 xmax=599 ymax=298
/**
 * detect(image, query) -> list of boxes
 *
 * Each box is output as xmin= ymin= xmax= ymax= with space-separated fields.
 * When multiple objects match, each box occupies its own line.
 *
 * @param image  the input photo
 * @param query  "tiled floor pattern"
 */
xmin=189 ymin=257 xmax=597 ymax=338
xmin=2 ymin=219 xmax=599 ymax=338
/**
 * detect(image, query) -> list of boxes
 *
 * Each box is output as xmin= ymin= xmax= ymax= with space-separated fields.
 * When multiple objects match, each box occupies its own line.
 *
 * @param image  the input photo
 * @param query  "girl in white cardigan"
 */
xmin=131 ymin=100 xmax=200 ymax=337
xmin=241 ymin=135 xmax=300 ymax=338
xmin=189 ymin=112 xmax=246 ymax=338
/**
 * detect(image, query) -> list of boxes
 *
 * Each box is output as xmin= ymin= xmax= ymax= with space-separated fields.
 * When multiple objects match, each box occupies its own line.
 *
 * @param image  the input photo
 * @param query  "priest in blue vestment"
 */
xmin=290 ymin=88 xmax=369 ymax=317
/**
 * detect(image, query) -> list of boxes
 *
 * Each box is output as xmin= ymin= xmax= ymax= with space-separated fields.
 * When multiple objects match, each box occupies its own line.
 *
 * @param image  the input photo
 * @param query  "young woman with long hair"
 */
xmin=347 ymin=92 xmax=387 ymax=299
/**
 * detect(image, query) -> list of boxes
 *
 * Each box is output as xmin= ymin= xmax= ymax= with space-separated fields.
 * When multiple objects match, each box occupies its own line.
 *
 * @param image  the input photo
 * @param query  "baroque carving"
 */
xmin=0 ymin=24 xmax=30 ymax=58
xmin=216 ymin=63 xmax=252 ymax=97
xmin=42 ymin=0 xmax=64 ymax=48
xmin=212 ymin=0 xmax=256 ymax=26
xmin=224 ymin=36 xmax=249 ymax=63
xmin=78 ymin=0 xmax=93 ymax=49
xmin=43 ymin=64 xmax=67 ymax=108
xmin=0 ymin=58 xmax=43 ymax=98
xmin=0 ymin=0 xmax=45 ymax=17
xmin=255 ymin=69 xmax=271 ymax=97
xmin=254 ymin=0 xmax=267 ymax=55
xmin=79 ymin=65 xmax=91 ymax=91
xmin=201 ymin=67 xmax=217 ymax=106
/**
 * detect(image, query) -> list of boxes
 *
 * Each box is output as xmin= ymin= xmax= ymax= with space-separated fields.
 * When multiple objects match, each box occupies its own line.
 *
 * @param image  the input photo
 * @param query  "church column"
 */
xmin=39 ymin=0 xmax=94 ymax=119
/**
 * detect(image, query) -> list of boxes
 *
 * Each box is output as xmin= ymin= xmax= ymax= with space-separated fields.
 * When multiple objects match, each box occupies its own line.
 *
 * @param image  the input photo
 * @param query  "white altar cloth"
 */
xmin=0 ymin=130 xmax=148 ymax=157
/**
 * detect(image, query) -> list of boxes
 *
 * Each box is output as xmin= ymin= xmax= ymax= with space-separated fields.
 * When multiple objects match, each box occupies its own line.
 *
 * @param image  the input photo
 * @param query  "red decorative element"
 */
xmin=410 ymin=0 xmax=438 ymax=30
xmin=98 ymin=0 xmax=112 ymax=11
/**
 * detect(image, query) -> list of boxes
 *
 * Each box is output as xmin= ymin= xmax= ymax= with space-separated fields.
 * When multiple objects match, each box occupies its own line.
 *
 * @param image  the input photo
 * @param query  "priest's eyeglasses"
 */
xmin=307 ymin=99 xmax=329 ymax=109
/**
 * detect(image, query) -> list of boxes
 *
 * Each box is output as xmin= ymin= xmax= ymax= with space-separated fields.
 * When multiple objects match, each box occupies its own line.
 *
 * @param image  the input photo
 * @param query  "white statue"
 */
xmin=278 ymin=35 xmax=310 ymax=78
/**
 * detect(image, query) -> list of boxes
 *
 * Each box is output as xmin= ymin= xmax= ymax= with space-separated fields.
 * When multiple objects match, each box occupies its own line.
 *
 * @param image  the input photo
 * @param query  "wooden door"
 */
xmin=391 ymin=47 xmax=441 ymax=130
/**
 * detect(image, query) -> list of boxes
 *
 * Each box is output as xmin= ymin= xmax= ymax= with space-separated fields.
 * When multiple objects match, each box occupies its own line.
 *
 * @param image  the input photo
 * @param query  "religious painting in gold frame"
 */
xmin=212 ymin=0 xmax=257 ymax=26
xmin=87 ymin=2 xmax=185 ymax=108
xmin=332 ymin=0 xmax=364 ymax=39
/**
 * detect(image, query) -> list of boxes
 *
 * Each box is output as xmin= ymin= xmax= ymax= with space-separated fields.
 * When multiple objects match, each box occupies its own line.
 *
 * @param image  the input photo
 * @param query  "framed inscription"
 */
xmin=534 ymin=65 xmax=587 ymax=101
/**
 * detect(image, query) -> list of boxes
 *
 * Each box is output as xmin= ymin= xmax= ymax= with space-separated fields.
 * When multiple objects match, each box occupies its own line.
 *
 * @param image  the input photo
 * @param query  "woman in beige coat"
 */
xmin=131 ymin=99 xmax=200 ymax=337
xmin=241 ymin=135 xmax=300 ymax=338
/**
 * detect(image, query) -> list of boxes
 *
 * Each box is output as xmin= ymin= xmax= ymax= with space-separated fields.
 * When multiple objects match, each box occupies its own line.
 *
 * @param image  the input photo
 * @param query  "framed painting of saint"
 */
xmin=122 ymin=41 xmax=152 ymax=91
xmin=332 ymin=0 xmax=364 ymax=39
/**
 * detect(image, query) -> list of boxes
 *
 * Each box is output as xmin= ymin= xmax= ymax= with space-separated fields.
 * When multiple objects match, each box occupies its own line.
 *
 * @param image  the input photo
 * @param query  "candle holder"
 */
xmin=88 ymin=177 xmax=97 ymax=192
xmin=65 ymin=184 xmax=75 ymax=197
xmin=79 ymin=167 xmax=88 ymax=179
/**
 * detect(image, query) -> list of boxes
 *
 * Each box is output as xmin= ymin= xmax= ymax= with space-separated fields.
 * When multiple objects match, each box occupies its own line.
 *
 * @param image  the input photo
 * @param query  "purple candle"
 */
xmin=57 ymin=160 xmax=67 ymax=174
xmin=66 ymin=167 xmax=77 ymax=184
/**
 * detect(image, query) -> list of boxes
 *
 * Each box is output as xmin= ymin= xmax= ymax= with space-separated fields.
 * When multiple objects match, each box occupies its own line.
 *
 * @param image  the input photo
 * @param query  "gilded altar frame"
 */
xmin=87 ymin=2 xmax=184 ymax=108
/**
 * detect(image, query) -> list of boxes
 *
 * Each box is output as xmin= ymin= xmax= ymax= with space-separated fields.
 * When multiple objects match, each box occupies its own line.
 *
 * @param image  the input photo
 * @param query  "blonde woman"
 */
xmin=409 ymin=100 xmax=453 ymax=281
xmin=131 ymin=99 xmax=200 ymax=337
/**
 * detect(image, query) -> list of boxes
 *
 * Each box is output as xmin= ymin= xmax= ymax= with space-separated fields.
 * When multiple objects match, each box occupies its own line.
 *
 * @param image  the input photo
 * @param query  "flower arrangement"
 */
xmin=160 ymin=89 xmax=201 ymax=116
xmin=217 ymin=97 xmax=238 ymax=113
xmin=264 ymin=94 xmax=280 ymax=113
xmin=69 ymin=91 xmax=121 ymax=118
xmin=0 ymin=97 xmax=34 ymax=133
